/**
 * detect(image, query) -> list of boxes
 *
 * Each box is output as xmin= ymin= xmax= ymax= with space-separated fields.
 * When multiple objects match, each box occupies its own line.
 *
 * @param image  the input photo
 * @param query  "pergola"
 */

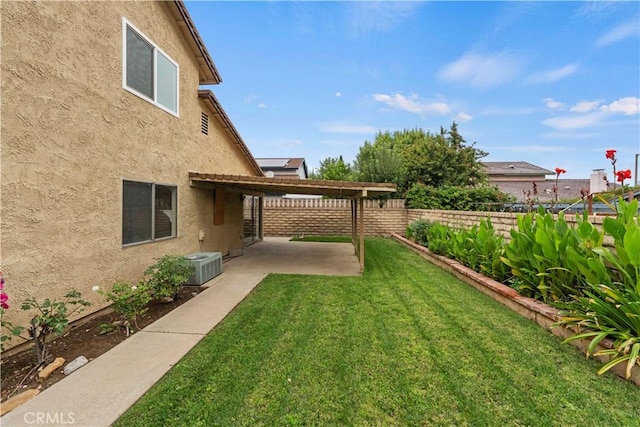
xmin=189 ymin=172 xmax=397 ymax=271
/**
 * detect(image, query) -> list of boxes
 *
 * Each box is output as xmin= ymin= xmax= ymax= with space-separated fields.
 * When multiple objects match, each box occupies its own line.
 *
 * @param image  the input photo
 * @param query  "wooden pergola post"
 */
xmin=351 ymin=198 xmax=357 ymax=254
xmin=359 ymin=194 xmax=365 ymax=272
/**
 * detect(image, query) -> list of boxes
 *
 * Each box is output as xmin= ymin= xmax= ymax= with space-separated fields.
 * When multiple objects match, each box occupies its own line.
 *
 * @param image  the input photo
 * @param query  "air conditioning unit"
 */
xmin=184 ymin=252 xmax=223 ymax=285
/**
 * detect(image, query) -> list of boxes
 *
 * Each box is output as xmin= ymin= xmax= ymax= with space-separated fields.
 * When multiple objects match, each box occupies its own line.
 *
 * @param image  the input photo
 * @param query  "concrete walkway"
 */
xmin=1 ymin=238 xmax=358 ymax=427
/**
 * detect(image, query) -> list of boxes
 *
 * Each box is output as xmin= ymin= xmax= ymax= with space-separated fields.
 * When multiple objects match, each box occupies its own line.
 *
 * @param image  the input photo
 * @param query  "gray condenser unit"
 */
xmin=184 ymin=252 xmax=223 ymax=285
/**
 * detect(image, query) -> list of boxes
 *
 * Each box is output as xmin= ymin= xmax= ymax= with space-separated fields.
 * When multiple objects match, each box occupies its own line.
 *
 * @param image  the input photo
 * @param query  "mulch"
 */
xmin=1 ymin=286 xmax=204 ymax=402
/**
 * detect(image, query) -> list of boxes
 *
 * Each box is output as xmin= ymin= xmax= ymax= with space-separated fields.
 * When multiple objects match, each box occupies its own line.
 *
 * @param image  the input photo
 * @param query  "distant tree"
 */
xmin=401 ymin=122 xmax=488 ymax=189
xmin=353 ymin=137 xmax=407 ymax=197
xmin=311 ymin=156 xmax=354 ymax=181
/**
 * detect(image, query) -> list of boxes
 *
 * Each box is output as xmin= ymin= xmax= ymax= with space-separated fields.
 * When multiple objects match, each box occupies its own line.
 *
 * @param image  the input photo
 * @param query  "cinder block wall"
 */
xmin=407 ymin=209 xmax=607 ymax=240
xmin=263 ymin=198 xmax=407 ymax=237
xmin=263 ymin=198 xmax=610 ymax=241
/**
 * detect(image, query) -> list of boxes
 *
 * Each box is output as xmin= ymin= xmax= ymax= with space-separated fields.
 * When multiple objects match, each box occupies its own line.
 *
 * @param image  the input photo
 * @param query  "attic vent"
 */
xmin=184 ymin=252 xmax=222 ymax=285
xmin=201 ymin=112 xmax=209 ymax=135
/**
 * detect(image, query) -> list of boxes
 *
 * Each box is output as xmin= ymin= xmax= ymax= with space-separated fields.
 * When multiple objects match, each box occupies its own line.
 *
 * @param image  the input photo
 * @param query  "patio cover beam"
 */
xmin=189 ymin=172 xmax=396 ymax=273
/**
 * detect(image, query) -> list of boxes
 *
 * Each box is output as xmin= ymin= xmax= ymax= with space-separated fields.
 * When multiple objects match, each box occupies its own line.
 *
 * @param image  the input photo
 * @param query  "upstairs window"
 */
xmin=123 ymin=18 xmax=179 ymax=116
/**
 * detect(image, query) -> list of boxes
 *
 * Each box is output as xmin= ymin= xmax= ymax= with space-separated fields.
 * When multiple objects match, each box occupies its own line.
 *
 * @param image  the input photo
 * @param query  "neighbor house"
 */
xmin=482 ymin=162 xmax=590 ymax=202
xmin=254 ymin=158 xmax=318 ymax=199
xmin=256 ymin=158 xmax=310 ymax=179
xmin=0 ymin=1 xmax=264 ymax=335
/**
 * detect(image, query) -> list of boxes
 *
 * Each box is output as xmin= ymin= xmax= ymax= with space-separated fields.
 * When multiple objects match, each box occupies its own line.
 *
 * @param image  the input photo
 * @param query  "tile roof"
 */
xmin=482 ymin=162 xmax=554 ymax=176
xmin=493 ymin=179 xmax=591 ymax=202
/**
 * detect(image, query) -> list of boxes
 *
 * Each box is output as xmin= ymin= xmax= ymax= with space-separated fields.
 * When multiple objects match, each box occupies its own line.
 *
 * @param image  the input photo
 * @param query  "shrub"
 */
xmin=21 ymin=290 xmax=91 ymax=366
xmin=406 ymin=219 xmax=431 ymax=246
xmin=144 ymin=255 xmax=192 ymax=301
xmin=405 ymin=183 xmax=513 ymax=211
xmin=99 ymin=281 xmax=151 ymax=336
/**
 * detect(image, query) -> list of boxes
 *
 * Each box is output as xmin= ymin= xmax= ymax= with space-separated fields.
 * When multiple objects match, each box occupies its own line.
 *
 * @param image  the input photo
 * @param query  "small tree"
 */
xmin=21 ymin=290 xmax=90 ymax=366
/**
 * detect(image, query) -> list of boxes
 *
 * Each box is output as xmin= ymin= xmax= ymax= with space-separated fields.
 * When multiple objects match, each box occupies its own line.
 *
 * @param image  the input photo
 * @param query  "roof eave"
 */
xmin=198 ymin=90 xmax=263 ymax=176
xmin=170 ymin=1 xmax=222 ymax=85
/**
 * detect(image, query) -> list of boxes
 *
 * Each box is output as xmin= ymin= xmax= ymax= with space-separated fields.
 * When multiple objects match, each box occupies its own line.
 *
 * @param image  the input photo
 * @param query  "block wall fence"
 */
xmin=263 ymin=198 xmax=608 ymax=238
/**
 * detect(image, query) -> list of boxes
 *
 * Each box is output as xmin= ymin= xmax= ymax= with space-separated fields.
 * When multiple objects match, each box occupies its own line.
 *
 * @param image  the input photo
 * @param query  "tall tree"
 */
xmin=311 ymin=156 xmax=354 ymax=181
xmin=353 ymin=136 xmax=406 ymax=190
xmin=400 ymin=122 xmax=488 ymax=189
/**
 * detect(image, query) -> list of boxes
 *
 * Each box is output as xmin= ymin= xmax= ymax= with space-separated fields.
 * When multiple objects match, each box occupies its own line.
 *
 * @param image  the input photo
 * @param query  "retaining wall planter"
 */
xmin=391 ymin=232 xmax=640 ymax=386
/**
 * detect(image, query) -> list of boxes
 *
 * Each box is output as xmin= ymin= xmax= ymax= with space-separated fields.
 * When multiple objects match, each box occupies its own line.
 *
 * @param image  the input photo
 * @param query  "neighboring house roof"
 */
xmin=493 ymin=179 xmax=591 ymax=202
xmin=482 ymin=162 xmax=554 ymax=177
xmin=198 ymin=90 xmax=263 ymax=176
xmin=256 ymin=158 xmax=308 ymax=178
xmin=169 ymin=1 xmax=222 ymax=84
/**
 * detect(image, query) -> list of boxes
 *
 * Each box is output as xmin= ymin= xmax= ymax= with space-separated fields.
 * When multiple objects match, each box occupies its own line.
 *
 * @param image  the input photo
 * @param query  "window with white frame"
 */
xmin=122 ymin=180 xmax=177 ymax=245
xmin=123 ymin=18 xmax=179 ymax=116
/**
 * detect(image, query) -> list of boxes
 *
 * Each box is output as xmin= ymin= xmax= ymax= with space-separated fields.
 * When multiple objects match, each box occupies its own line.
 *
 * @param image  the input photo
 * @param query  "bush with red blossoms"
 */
xmin=0 ymin=270 xmax=25 ymax=351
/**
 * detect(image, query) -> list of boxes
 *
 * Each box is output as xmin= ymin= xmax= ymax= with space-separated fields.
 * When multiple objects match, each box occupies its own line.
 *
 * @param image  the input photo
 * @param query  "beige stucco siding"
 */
xmin=1 ymin=1 xmax=258 ymax=334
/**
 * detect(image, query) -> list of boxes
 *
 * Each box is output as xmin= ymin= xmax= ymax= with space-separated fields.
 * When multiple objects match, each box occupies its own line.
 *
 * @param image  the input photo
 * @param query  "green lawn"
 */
xmin=116 ymin=238 xmax=639 ymax=426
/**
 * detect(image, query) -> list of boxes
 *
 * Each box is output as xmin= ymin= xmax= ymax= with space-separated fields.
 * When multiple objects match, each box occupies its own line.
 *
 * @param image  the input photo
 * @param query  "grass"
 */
xmin=115 ymin=238 xmax=639 ymax=426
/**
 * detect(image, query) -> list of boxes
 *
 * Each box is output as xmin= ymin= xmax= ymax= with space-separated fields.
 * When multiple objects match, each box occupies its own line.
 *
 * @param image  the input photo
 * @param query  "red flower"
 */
xmin=605 ymin=149 xmax=616 ymax=160
xmin=0 ymin=292 xmax=8 ymax=309
xmin=555 ymin=168 xmax=566 ymax=175
xmin=616 ymin=169 xmax=632 ymax=183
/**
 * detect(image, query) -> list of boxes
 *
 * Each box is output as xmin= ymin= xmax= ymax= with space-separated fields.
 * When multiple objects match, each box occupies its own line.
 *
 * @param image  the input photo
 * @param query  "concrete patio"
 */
xmin=0 ymin=238 xmax=358 ymax=427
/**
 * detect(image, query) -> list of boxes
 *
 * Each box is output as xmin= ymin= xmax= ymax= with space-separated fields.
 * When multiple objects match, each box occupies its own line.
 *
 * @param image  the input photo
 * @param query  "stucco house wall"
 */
xmin=1 ymin=1 xmax=259 ymax=333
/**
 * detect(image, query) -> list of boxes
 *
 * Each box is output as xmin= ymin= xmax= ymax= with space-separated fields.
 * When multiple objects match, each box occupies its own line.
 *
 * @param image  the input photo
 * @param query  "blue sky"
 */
xmin=186 ymin=1 xmax=640 ymax=181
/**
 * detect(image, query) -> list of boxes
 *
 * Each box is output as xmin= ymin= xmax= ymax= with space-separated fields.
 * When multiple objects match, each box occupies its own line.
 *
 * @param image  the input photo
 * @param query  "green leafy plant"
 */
xmin=144 ymin=255 xmax=193 ymax=301
xmin=500 ymin=208 xmax=598 ymax=303
xmin=421 ymin=219 xmax=510 ymax=283
xmin=556 ymin=199 xmax=639 ymax=377
xmin=406 ymin=219 xmax=431 ymax=246
xmin=21 ymin=290 xmax=91 ymax=366
xmin=426 ymin=222 xmax=454 ymax=256
xmin=98 ymin=280 xmax=152 ymax=336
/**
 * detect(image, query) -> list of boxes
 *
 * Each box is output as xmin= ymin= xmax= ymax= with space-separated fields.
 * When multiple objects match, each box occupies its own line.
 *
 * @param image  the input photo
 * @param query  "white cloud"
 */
xmin=257 ymin=103 xmax=267 ymax=109
xmin=491 ymin=144 xmax=568 ymax=153
xmin=480 ymin=106 xmax=537 ymax=116
xmin=570 ymin=101 xmax=600 ymax=113
xmin=438 ymin=51 xmax=524 ymax=89
xmin=599 ymin=97 xmax=640 ymax=115
xmin=542 ymin=112 xmax=605 ymax=130
xmin=543 ymin=97 xmax=564 ymax=110
xmin=455 ymin=112 xmax=473 ymax=123
xmin=244 ymin=94 xmax=259 ymax=104
xmin=335 ymin=92 xmax=343 ymax=97
xmin=529 ymin=64 xmax=578 ymax=83
xmin=347 ymin=2 xmax=421 ymax=37
xmin=373 ymin=93 xmax=451 ymax=115
xmin=596 ymin=20 xmax=640 ymax=48
xmin=318 ymin=122 xmax=378 ymax=134
xmin=541 ymin=132 xmax=596 ymax=140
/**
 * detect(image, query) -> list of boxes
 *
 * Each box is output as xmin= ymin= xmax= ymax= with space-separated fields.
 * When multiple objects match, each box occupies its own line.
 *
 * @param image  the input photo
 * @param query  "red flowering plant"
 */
xmin=553 ymin=167 xmax=566 ymax=203
xmin=605 ymin=149 xmax=617 ymax=192
xmin=0 ymin=270 xmax=25 ymax=352
xmin=616 ymin=169 xmax=632 ymax=187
